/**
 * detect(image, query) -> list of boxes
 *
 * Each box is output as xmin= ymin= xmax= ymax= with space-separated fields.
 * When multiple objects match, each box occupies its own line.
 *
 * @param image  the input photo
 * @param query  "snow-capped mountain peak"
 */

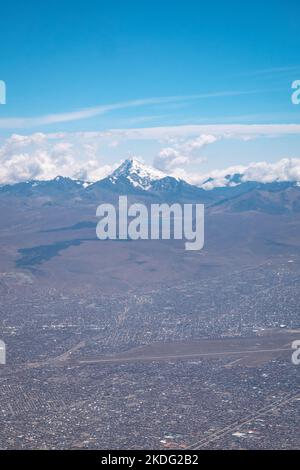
xmin=200 ymin=173 xmax=244 ymax=190
xmin=108 ymin=158 xmax=166 ymax=190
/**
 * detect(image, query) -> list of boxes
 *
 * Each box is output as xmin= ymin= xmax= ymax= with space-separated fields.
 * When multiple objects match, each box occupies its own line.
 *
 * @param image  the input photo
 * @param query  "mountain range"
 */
xmin=1 ymin=158 xmax=300 ymax=213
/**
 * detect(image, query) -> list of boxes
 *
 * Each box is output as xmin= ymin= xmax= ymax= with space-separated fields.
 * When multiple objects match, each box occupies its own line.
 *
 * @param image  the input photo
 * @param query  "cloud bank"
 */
xmin=153 ymin=134 xmax=217 ymax=172
xmin=186 ymin=158 xmax=300 ymax=188
xmin=0 ymin=133 xmax=118 ymax=184
xmin=1 ymin=129 xmax=300 ymax=188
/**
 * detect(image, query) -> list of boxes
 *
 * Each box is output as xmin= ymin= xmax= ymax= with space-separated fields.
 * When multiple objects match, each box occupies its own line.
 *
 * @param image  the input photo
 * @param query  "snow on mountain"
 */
xmin=0 ymin=176 xmax=89 ymax=197
xmin=2 ymin=159 xmax=300 ymax=199
xmin=200 ymin=173 xmax=244 ymax=190
xmin=108 ymin=158 xmax=167 ymax=190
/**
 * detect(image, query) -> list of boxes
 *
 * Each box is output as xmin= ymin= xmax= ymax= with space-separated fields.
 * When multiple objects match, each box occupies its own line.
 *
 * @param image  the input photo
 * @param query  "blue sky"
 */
xmin=1 ymin=0 xmax=300 ymax=184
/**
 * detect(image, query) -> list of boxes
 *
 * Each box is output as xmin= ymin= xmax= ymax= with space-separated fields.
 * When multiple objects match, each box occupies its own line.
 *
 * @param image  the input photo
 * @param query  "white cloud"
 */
xmin=153 ymin=134 xmax=218 ymax=172
xmin=2 ymin=128 xmax=300 ymax=188
xmin=154 ymin=147 xmax=189 ymax=172
xmin=113 ymin=124 xmax=300 ymax=140
xmin=0 ymin=133 xmax=116 ymax=184
xmin=0 ymin=91 xmax=259 ymax=129
xmin=242 ymin=158 xmax=300 ymax=184
xmin=180 ymin=134 xmax=218 ymax=152
xmin=185 ymin=158 xmax=300 ymax=188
